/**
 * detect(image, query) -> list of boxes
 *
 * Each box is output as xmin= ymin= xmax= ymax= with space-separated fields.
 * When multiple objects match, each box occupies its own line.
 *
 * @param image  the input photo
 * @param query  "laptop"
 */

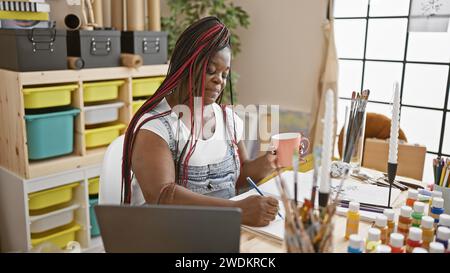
xmin=94 ymin=204 xmax=242 ymax=253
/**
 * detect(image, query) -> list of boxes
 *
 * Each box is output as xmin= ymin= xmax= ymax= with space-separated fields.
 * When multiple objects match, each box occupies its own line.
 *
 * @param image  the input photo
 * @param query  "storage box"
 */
xmin=30 ymin=204 xmax=80 ymax=233
xmin=23 ymin=84 xmax=78 ymax=109
xmin=83 ymin=80 xmax=124 ymax=103
xmin=28 ymin=182 xmax=79 ymax=211
xmin=84 ymin=101 xmax=124 ymax=125
xmin=25 ymin=108 xmax=80 ymax=160
xmin=89 ymin=198 xmax=100 ymax=237
xmin=88 ymin=177 xmax=99 ymax=196
xmin=0 ymin=28 xmax=67 ymax=71
xmin=31 ymin=224 xmax=81 ymax=249
xmin=67 ymin=30 xmax=121 ymax=68
xmin=132 ymin=100 xmax=146 ymax=114
xmin=85 ymin=123 xmax=126 ymax=148
xmin=132 ymin=77 xmax=164 ymax=97
xmin=121 ymin=31 xmax=168 ymax=65
xmin=362 ymin=138 xmax=427 ymax=180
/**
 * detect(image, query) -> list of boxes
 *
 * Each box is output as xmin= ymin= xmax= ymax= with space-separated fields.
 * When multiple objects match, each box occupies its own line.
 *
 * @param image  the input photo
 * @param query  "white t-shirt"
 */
xmin=137 ymin=98 xmax=244 ymax=165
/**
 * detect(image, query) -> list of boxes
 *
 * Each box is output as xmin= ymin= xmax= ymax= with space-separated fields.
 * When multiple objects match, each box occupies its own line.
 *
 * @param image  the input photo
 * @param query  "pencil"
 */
xmin=246 ymin=177 xmax=284 ymax=219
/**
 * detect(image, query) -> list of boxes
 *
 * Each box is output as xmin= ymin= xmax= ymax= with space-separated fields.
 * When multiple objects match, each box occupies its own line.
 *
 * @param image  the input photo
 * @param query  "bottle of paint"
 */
xmin=365 ymin=227 xmax=381 ymax=253
xmin=348 ymin=234 xmax=364 ymax=253
xmin=430 ymin=197 xmax=445 ymax=224
xmin=374 ymin=214 xmax=389 ymax=244
xmin=345 ymin=201 xmax=360 ymax=240
xmin=420 ymin=216 xmax=435 ymax=250
xmin=397 ymin=206 xmax=412 ymax=241
xmin=429 ymin=242 xmax=445 ymax=253
xmin=406 ymin=227 xmax=422 ymax=253
xmin=406 ymin=189 xmax=418 ymax=207
xmin=437 ymin=214 xmax=450 ymax=229
xmin=375 ymin=244 xmax=391 ymax=253
xmin=411 ymin=201 xmax=425 ymax=228
xmin=435 ymin=226 xmax=450 ymax=249
xmin=429 ymin=191 xmax=442 ymax=214
xmin=389 ymin=233 xmax=405 ymax=253
xmin=412 ymin=247 xmax=428 ymax=253
xmin=383 ymin=208 xmax=396 ymax=240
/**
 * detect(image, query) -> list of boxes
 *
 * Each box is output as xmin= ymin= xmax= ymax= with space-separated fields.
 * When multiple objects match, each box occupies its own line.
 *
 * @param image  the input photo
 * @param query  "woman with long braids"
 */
xmin=123 ymin=16 xmax=279 ymax=227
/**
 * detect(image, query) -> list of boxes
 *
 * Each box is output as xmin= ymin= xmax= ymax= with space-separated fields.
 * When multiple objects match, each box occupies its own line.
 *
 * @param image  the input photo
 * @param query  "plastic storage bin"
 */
xmin=30 ymin=204 xmax=80 ymax=233
xmin=28 ymin=182 xmax=79 ymax=211
xmin=84 ymin=102 xmax=124 ymax=125
xmin=132 ymin=100 xmax=146 ymax=114
xmin=88 ymin=177 xmax=99 ymax=196
xmin=132 ymin=77 xmax=164 ymax=97
xmin=89 ymin=198 xmax=100 ymax=237
xmin=23 ymin=84 xmax=78 ymax=109
xmin=25 ymin=108 xmax=80 ymax=160
xmin=85 ymin=123 xmax=126 ymax=148
xmin=83 ymin=80 xmax=124 ymax=103
xmin=31 ymin=224 xmax=81 ymax=249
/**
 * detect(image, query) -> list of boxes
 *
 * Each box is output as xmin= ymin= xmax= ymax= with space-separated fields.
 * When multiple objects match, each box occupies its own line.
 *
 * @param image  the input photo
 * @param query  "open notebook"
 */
xmin=232 ymin=170 xmax=402 ymax=241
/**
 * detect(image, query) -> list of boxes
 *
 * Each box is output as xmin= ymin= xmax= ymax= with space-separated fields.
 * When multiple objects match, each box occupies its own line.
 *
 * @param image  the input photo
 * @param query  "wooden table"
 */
xmin=239 ymin=168 xmax=425 ymax=253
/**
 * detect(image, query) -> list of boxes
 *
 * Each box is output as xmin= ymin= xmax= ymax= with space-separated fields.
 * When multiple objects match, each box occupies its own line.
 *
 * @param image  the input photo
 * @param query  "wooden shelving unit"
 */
xmin=0 ymin=64 xmax=169 ymax=252
xmin=0 ymin=64 xmax=168 ymax=179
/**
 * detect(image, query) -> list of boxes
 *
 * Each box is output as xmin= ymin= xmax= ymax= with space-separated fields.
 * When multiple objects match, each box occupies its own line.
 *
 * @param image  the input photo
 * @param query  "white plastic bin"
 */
xmin=84 ymin=102 xmax=124 ymax=125
xmin=29 ymin=204 xmax=80 ymax=234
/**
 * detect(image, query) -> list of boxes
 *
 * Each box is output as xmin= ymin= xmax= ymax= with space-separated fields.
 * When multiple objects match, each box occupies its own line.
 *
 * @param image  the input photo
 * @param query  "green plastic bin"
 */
xmin=25 ymin=108 xmax=80 ymax=160
xmin=89 ymin=198 xmax=100 ymax=237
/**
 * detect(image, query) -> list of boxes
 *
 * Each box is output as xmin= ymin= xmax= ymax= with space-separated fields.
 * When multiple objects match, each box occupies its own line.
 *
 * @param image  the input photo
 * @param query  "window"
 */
xmin=334 ymin=0 xmax=450 ymax=183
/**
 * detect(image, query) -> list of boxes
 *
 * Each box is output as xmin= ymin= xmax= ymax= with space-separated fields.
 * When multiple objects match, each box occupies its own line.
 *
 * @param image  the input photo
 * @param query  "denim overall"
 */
xmin=131 ymin=107 xmax=240 ymax=204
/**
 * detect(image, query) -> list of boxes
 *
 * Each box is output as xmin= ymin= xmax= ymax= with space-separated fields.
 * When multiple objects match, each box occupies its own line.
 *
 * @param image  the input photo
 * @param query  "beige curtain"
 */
xmin=308 ymin=0 xmax=339 ymax=153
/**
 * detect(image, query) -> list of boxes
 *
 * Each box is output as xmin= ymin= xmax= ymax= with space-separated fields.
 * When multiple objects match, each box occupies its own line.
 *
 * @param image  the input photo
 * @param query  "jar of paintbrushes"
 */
xmin=342 ymin=90 xmax=370 ymax=173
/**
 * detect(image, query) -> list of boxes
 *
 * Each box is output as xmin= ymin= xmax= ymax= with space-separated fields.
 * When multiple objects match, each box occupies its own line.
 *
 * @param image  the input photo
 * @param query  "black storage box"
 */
xmin=0 ymin=28 xmax=67 ymax=72
xmin=121 ymin=31 xmax=168 ymax=65
xmin=67 ymin=30 xmax=121 ymax=68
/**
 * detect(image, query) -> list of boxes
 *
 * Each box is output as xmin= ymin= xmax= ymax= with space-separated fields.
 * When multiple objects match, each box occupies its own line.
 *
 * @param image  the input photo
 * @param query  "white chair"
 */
xmin=99 ymin=135 xmax=125 ymax=205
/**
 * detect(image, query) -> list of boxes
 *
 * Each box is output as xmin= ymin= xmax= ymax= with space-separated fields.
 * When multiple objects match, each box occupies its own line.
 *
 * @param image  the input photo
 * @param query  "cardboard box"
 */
xmin=362 ymin=138 xmax=427 ymax=181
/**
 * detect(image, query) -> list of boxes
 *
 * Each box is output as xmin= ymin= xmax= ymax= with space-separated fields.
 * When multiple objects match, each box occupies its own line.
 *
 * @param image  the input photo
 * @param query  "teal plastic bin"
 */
xmin=25 ymin=108 xmax=80 ymax=160
xmin=89 ymin=198 xmax=100 ymax=237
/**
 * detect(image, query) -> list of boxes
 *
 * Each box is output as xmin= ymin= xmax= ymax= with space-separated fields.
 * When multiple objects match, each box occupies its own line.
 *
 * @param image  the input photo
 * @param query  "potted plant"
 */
xmin=162 ymin=0 xmax=250 ymax=103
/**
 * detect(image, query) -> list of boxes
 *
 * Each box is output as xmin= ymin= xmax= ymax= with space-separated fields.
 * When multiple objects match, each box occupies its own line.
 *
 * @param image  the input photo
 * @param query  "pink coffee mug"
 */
xmin=270 ymin=133 xmax=310 ymax=168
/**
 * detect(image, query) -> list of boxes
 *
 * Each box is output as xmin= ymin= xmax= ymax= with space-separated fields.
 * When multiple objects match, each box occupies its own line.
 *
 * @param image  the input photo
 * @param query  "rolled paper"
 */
xmin=127 ymin=0 xmax=145 ymax=31
xmin=67 ymin=57 xmax=85 ymax=70
xmin=85 ymin=0 xmax=95 ymax=25
xmin=102 ymin=0 xmax=111 ymax=28
xmin=388 ymin=82 xmax=400 ymax=164
xmin=92 ymin=0 xmax=103 ymax=27
xmin=64 ymin=14 xmax=81 ymax=30
xmin=319 ymin=89 xmax=334 ymax=195
xmin=111 ymin=0 xmax=123 ymax=30
xmin=147 ymin=0 xmax=161 ymax=31
xmin=121 ymin=54 xmax=143 ymax=68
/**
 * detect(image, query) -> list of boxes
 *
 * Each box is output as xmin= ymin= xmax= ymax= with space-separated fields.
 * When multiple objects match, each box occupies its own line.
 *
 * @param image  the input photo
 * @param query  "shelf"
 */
xmin=29 ymin=148 xmax=106 ymax=179
xmin=17 ymin=65 xmax=169 ymax=86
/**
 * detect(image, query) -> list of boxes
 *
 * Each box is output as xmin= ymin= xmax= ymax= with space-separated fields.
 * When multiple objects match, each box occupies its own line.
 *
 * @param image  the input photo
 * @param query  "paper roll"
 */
xmin=102 ymin=0 xmax=111 ymax=27
xmin=147 ymin=0 xmax=161 ymax=31
xmin=121 ymin=54 xmax=143 ymax=68
xmin=64 ymin=14 xmax=81 ymax=30
xmin=111 ymin=0 xmax=123 ymax=30
xmin=92 ymin=0 xmax=103 ymax=27
xmin=67 ymin=57 xmax=85 ymax=70
xmin=127 ymin=0 xmax=145 ymax=31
